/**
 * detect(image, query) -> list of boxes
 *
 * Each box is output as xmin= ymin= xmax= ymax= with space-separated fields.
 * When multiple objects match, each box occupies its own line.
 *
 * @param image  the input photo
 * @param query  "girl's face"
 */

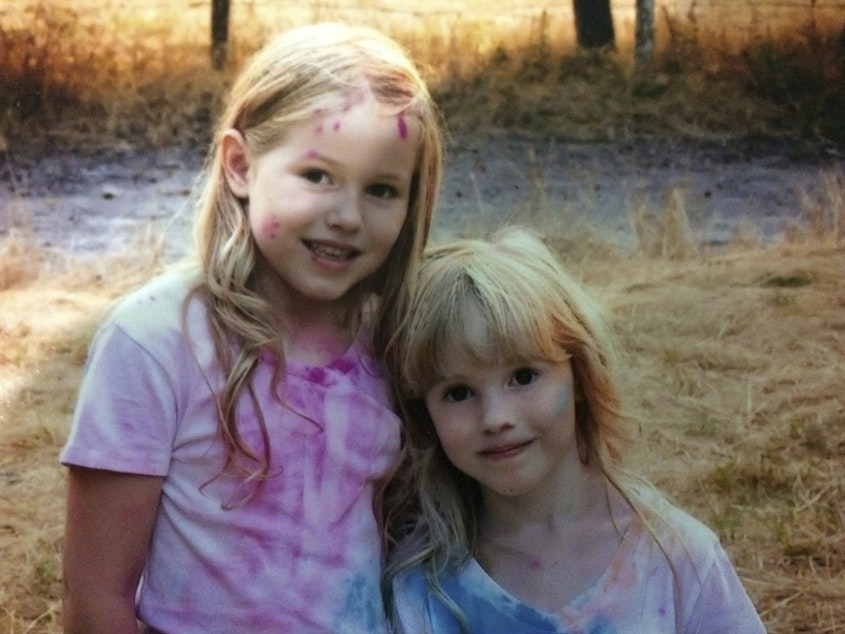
xmin=423 ymin=307 xmax=579 ymax=502
xmin=223 ymin=93 xmax=420 ymax=320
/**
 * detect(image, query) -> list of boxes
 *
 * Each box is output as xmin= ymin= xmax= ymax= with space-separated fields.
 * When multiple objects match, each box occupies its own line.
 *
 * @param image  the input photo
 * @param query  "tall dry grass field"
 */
xmin=2 ymin=0 xmax=844 ymax=146
xmin=1 ymin=216 xmax=844 ymax=634
xmin=1 ymin=0 xmax=844 ymax=633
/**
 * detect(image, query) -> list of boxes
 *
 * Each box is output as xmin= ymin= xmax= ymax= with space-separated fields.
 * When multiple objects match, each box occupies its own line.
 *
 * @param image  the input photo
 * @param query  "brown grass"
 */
xmin=1 ymin=209 xmax=844 ymax=633
xmin=1 ymin=0 xmax=844 ymax=151
xmin=1 ymin=1 xmax=844 ymax=632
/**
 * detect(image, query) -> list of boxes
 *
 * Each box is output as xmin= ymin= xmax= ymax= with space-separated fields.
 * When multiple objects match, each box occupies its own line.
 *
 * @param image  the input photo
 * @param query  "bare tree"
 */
xmin=572 ymin=0 xmax=615 ymax=49
xmin=211 ymin=0 xmax=230 ymax=70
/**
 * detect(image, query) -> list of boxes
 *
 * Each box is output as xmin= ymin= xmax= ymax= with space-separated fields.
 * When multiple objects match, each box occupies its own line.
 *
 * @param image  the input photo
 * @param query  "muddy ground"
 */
xmin=1 ymin=135 xmax=842 ymax=259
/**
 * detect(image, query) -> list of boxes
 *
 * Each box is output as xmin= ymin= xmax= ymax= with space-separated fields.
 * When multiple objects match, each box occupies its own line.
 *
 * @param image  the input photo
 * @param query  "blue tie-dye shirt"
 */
xmin=391 ymin=497 xmax=766 ymax=634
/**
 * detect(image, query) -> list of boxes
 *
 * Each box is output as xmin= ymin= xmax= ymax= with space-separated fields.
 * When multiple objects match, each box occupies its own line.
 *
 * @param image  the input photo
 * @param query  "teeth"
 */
xmin=309 ymin=242 xmax=354 ymax=260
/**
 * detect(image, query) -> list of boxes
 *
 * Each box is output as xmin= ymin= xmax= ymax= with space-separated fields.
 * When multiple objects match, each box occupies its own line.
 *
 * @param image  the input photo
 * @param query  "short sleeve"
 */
xmin=684 ymin=544 xmax=767 ymax=634
xmin=60 ymin=321 xmax=178 ymax=476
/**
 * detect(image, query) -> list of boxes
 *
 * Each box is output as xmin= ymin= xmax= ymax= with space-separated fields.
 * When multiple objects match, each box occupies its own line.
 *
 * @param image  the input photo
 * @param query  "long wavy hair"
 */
xmin=382 ymin=226 xmax=642 ymax=628
xmin=189 ymin=22 xmax=444 ymax=496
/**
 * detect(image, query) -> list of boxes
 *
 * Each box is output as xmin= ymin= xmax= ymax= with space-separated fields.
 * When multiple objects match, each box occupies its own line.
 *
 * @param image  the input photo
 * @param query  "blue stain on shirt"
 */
xmin=419 ymin=568 xmax=560 ymax=633
xmin=334 ymin=572 xmax=382 ymax=632
xmin=583 ymin=613 xmax=617 ymax=634
xmin=399 ymin=562 xmax=620 ymax=634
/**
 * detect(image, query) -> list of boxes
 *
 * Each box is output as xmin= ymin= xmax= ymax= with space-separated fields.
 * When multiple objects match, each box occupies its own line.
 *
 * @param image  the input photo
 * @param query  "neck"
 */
xmin=480 ymin=462 xmax=609 ymax=538
xmin=254 ymin=260 xmax=355 ymax=365
xmin=474 ymin=469 xmax=632 ymax=613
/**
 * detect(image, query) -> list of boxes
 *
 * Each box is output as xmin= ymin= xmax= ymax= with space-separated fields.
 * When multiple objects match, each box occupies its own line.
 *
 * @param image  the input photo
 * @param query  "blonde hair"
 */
xmin=190 ymin=23 xmax=444 ymax=494
xmin=382 ymin=226 xmax=639 ymax=627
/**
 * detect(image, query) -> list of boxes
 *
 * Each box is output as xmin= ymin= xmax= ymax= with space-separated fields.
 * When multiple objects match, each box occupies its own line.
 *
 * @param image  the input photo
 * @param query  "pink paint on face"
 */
xmin=263 ymin=218 xmax=281 ymax=240
xmin=528 ymin=558 xmax=543 ymax=570
xmin=333 ymin=121 xmax=342 ymax=133
xmin=397 ymin=114 xmax=408 ymax=140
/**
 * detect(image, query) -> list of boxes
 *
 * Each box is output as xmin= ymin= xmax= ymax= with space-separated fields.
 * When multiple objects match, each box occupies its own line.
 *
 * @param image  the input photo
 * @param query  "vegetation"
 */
xmin=1 ymin=1 xmax=844 ymax=633
xmin=0 ymin=0 xmax=843 ymax=151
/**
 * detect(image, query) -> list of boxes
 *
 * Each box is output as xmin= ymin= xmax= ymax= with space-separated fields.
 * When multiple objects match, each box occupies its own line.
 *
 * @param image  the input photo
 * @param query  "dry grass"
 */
xmin=1 ymin=0 xmax=843 ymax=152
xmin=0 ymin=238 xmax=166 ymax=634
xmin=1 ymin=203 xmax=844 ymax=632
xmin=1 ymin=1 xmax=844 ymax=632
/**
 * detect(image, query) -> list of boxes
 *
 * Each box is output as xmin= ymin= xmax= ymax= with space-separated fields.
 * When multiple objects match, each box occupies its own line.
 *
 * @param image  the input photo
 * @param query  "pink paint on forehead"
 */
xmin=397 ymin=114 xmax=408 ymax=140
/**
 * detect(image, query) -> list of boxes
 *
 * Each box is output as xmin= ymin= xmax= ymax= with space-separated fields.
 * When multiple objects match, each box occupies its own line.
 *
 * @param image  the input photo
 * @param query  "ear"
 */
xmin=221 ymin=129 xmax=251 ymax=198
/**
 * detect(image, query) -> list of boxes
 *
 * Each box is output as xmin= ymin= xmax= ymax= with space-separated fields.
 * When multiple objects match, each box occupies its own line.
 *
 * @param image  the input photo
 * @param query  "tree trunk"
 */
xmin=211 ymin=0 xmax=230 ymax=70
xmin=572 ymin=0 xmax=615 ymax=49
xmin=634 ymin=0 xmax=655 ymax=72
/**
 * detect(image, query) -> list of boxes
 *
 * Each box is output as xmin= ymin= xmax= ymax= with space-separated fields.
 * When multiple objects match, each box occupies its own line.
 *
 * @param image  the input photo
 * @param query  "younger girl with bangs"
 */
xmin=60 ymin=22 xmax=443 ymax=634
xmin=383 ymin=226 xmax=765 ymax=633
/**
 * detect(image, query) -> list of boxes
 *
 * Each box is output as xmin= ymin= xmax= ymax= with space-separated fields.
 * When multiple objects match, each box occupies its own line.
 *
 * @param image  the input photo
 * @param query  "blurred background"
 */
xmin=1 ymin=0 xmax=844 ymax=151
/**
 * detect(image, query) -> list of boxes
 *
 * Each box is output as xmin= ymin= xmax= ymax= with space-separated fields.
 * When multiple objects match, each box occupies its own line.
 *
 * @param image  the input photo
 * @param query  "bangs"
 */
xmin=402 ymin=263 xmax=572 ymax=396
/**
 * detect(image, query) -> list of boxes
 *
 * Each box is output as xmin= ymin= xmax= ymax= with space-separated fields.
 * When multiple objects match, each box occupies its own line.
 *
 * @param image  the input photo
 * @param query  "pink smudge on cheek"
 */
xmin=263 ymin=218 xmax=281 ymax=240
xmin=333 ymin=120 xmax=341 ymax=133
xmin=528 ymin=558 xmax=543 ymax=571
xmin=397 ymin=114 xmax=408 ymax=140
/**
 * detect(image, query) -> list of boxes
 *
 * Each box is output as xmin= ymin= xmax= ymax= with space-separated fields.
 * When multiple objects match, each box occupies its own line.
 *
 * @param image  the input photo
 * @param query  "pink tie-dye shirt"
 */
xmin=61 ymin=268 xmax=401 ymax=634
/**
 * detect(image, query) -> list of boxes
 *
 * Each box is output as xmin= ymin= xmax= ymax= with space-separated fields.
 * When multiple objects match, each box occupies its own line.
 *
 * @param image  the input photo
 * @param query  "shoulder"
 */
xmin=83 ymin=265 xmax=211 ymax=379
xmin=632 ymin=492 xmax=766 ymax=633
xmin=635 ymin=489 xmax=722 ymax=567
xmin=107 ymin=265 xmax=202 ymax=334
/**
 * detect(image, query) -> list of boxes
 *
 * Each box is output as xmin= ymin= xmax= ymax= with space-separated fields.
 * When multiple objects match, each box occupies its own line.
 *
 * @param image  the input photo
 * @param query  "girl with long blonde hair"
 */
xmin=61 ymin=22 xmax=443 ymax=634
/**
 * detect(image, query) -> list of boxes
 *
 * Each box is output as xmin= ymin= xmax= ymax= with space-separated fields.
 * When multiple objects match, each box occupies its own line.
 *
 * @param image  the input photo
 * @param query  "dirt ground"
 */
xmin=1 ymin=134 xmax=842 ymax=257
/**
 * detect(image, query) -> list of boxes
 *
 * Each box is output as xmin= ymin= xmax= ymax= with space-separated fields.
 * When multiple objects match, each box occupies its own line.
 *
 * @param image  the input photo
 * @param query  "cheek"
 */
xmin=428 ymin=409 xmax=462 ymax=450
xmin=260 ymin=217 xmax=282 ymax=241
xmin=552 ymin=385 xmax=573 ymax=418
xmin=372 ymin=208 xmax=409 ymax=250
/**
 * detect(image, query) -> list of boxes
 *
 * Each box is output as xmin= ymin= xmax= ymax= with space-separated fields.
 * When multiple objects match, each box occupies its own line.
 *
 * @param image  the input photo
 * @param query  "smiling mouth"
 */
xmin=479 ymin=441 xmax=532 ymax=459
xmin=304 ymin=240 xmax=360 ymax=261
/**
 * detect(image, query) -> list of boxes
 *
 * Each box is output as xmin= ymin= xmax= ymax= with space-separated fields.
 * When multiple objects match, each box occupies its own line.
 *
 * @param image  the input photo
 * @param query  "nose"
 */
xmin=479 ymin=391 xmax=515 ymax=434
xmin=327 ymin=191 xmax=362 ymax=231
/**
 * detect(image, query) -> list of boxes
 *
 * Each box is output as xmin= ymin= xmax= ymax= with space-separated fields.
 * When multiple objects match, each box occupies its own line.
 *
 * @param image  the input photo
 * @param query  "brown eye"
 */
xmin=366 ymin=183 xmax=399 ymax=199
xmin=443 ymin=385 xmax=471 ymax=402
xmin=512 ymin=368 xmax=538 ymax=386
xmin=302 ymin=169 xmax=331 ymax=185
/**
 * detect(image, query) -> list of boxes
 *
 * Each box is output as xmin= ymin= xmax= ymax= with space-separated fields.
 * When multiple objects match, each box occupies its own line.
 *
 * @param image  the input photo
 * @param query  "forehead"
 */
xmin=428 ymin=303 xmax=538 ymax=378
xmin=309 ymin=88 xmax=421 ymax=136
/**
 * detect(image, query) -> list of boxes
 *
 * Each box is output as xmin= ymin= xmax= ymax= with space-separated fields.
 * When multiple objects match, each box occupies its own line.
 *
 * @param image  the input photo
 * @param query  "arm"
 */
xmin=62 ymin=466 xmax=163 ymax=634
